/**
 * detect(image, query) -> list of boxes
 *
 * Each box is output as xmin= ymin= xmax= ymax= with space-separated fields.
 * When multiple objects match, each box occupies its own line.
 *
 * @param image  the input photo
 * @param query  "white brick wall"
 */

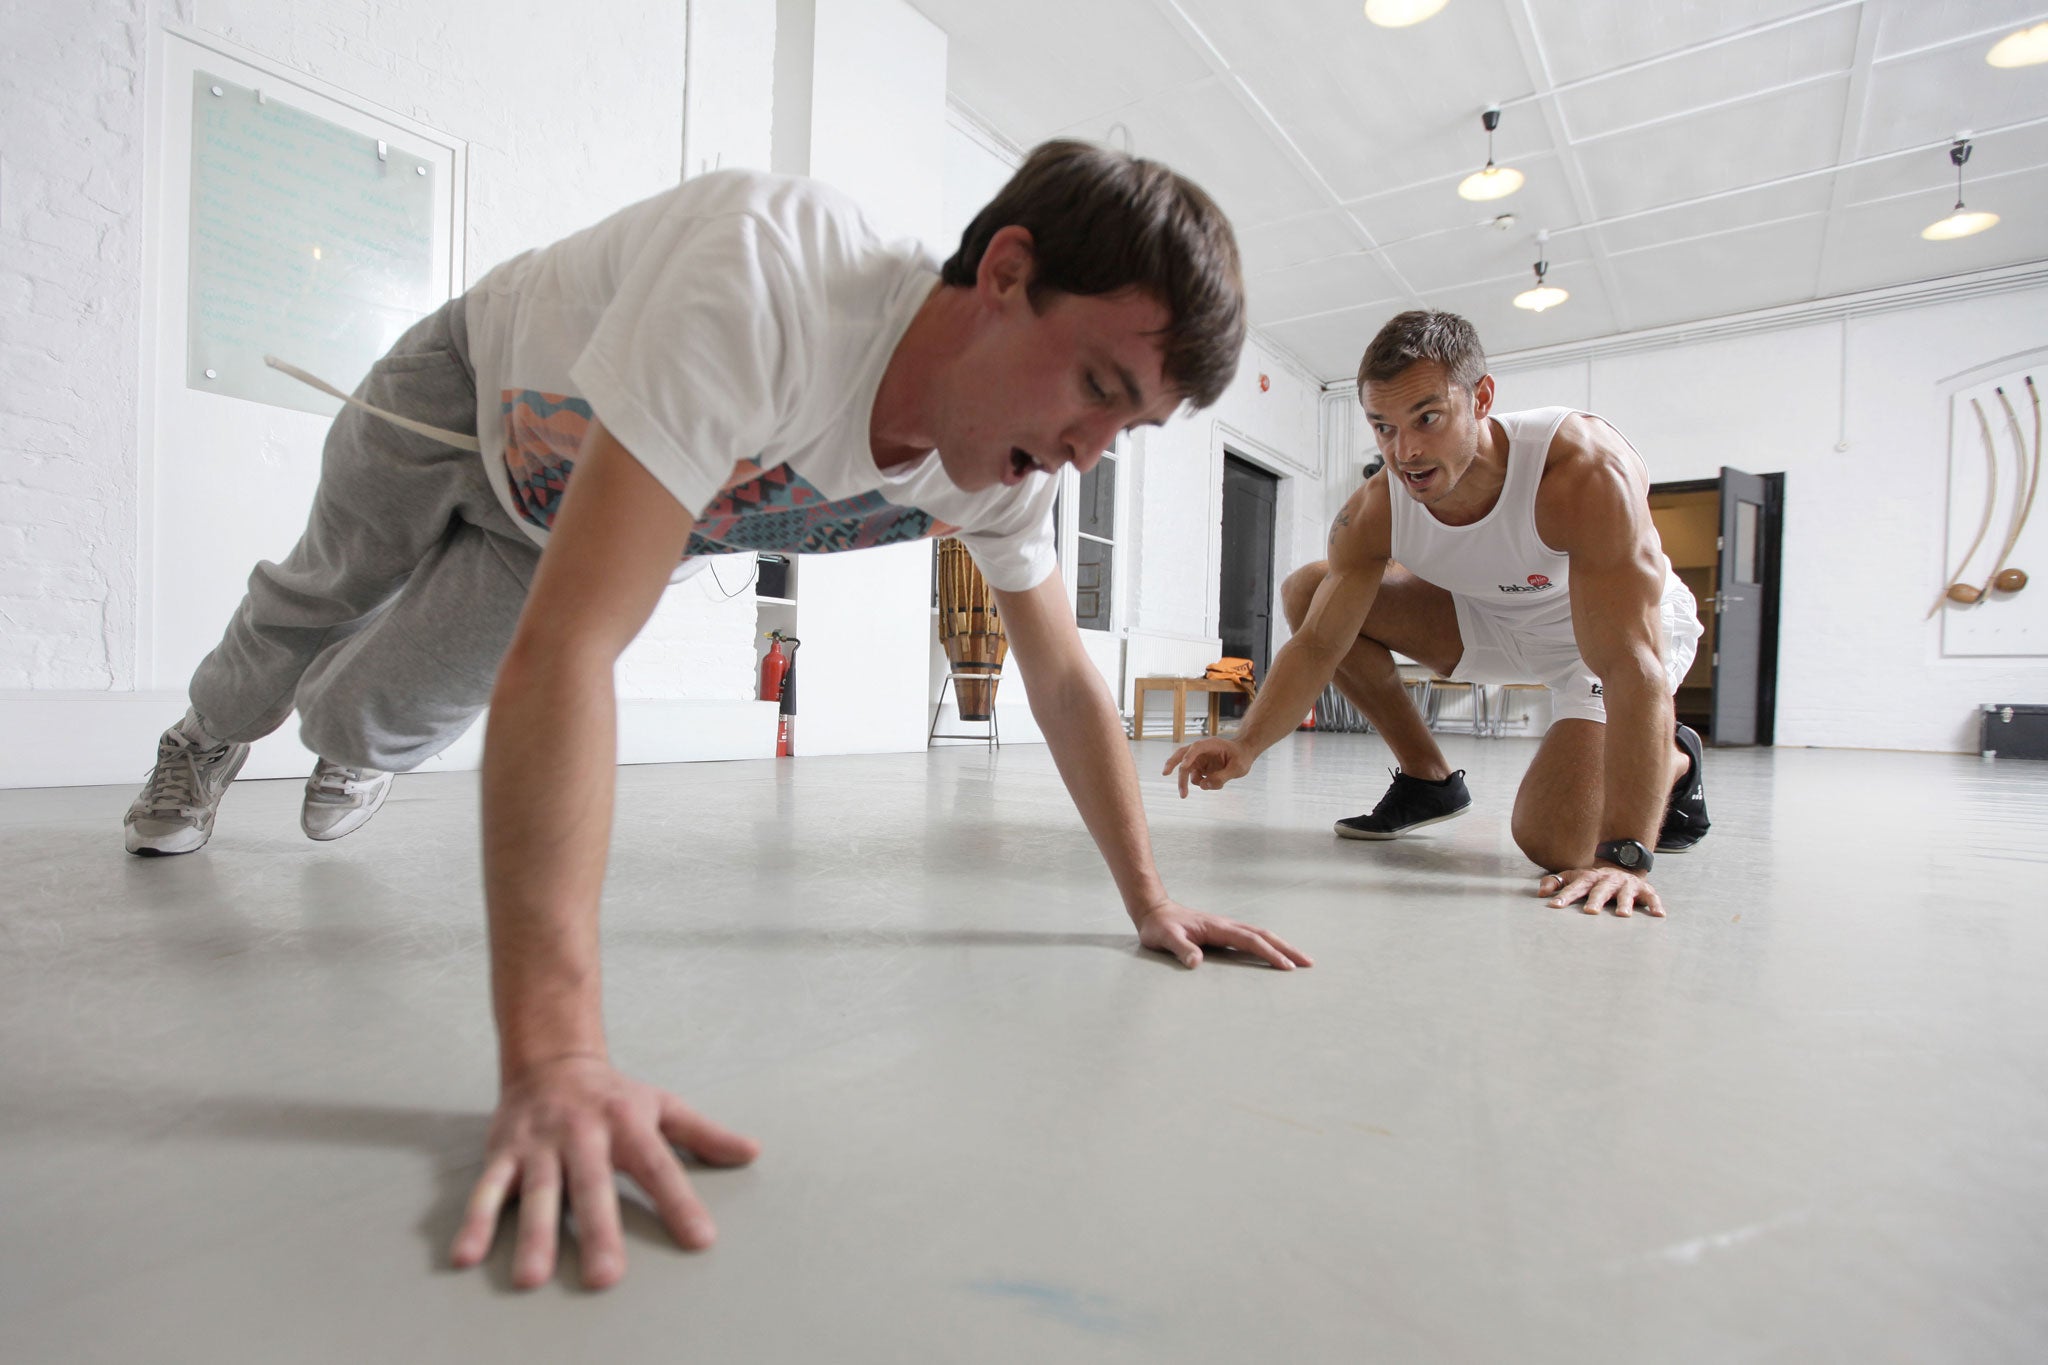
xmin=1 ymin=0 xmax=158 ymax=690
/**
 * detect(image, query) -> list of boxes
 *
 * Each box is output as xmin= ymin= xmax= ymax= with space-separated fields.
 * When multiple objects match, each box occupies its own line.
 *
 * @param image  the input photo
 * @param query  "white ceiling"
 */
xmin=910 ymin=0 xmax=2048 ymax=381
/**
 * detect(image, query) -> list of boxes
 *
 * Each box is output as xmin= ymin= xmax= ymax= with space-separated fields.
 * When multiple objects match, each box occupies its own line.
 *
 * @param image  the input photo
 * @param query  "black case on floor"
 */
xmin=1980 ymin=704 xmax=2048 ymax=760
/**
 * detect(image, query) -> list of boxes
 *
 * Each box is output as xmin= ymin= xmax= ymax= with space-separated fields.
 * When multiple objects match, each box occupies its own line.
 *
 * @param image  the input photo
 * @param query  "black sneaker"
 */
xmin=1658 ymin=724 xmax=1710 ymax=853
xmin=1334 ymin=769 xmax=1472 ymax=840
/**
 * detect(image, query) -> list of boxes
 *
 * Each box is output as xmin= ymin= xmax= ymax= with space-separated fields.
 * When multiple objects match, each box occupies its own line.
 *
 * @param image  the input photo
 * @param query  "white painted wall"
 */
xmin=769 ymin=0 xmax=949 ymax=758
xmin=1484 ymin=284 xmax=2048 ymax=753
xmin=683 ymin=0 xmax=778 ymax=178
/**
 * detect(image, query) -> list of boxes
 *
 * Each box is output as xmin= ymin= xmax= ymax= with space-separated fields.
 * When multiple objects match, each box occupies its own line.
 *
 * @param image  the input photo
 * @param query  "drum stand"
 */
xmin=928 ymin=672 xmax=1001 ymax=749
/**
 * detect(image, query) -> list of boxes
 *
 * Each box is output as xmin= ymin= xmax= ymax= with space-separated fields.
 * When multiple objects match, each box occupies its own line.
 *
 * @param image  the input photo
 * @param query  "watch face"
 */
xmin=1601 ymin=840 xmax=1643 ymax=868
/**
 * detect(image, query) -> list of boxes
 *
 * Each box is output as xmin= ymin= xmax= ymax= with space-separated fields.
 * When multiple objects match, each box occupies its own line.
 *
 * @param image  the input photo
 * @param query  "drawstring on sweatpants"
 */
xmin=264 ymin=355 xmax=482 ymax=452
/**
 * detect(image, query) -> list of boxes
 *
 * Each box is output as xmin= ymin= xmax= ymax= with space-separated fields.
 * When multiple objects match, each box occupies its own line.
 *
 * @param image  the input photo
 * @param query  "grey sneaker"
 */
xmin=300 ymin=759 xmax=393 ymax=841
xmin=124 ymin=715 xmax=250 ymax=856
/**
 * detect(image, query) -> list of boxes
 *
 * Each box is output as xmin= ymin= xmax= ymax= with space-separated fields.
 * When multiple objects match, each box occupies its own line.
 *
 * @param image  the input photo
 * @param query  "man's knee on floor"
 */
xmin=1281 ymin=563 xmax=1328 ymax=630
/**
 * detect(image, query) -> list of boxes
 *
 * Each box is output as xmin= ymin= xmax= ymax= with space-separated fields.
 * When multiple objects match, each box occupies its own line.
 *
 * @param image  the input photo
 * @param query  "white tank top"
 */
xmin=1387 ymin=406 xmax=1597 ymax=632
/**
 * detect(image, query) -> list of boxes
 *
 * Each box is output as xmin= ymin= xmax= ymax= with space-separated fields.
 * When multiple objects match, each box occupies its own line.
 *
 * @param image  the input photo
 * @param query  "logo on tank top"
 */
xmin=1497 ymin=572 xmax=1555 ymax=594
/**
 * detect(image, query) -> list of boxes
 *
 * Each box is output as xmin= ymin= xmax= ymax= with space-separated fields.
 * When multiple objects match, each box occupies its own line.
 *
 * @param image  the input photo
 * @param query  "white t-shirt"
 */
xmin=460 ymin=170 xmax=1059 ymax=592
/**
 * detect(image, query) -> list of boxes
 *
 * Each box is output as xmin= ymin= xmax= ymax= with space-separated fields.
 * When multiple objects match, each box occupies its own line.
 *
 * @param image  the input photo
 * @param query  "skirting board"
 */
xmin=0 ymin=692 xmax=780 ymax=790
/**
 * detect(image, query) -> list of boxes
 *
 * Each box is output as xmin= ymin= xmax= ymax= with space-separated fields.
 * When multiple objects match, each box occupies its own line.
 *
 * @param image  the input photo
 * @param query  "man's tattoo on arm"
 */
xmin=1328 ymin=509 xmax=1352 ymax=546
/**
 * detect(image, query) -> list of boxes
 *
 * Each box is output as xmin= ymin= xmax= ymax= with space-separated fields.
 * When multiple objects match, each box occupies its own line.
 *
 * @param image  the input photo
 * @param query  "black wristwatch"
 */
xmin=1594 ymin=838 xmax=1654 ymax=873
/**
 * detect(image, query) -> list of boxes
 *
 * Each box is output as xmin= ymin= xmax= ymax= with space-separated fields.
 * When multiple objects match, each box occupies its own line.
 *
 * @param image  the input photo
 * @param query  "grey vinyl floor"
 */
xmin=2 ymin=734 xmax=2045 ymax=1363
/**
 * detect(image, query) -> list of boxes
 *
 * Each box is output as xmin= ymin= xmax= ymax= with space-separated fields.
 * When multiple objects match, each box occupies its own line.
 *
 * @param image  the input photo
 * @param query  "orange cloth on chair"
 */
xmin=1204 ymin=658 xmax=1255 ymax=685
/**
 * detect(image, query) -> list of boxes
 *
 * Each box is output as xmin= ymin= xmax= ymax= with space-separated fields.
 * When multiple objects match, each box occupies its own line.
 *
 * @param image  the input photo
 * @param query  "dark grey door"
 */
xmin=1219 ymin=454 xmax=1279 ymax=717
xmin=1712 ymin=466 xmax=1770 ymax=746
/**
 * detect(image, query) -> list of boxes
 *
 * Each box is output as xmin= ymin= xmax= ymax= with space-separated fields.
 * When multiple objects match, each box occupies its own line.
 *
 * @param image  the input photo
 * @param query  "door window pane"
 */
xmin=1076 ymin=538 xmax=1113 ymax=631
xmin=1078 ymin=459 xmax=1116 ymax=538
xmin=1735 ymin=500 xmax=1759 ymax=585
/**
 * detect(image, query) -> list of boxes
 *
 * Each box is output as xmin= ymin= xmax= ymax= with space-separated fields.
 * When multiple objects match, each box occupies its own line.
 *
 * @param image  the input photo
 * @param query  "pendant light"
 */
xmin=1986 ymin=23 xmax=2048 ymax=68
xmin=1922 ymin=138 xmax=1999 ymax=241
xmin=1512 ymin=232 xmax=1568 ymax=312
xmin=1458 ymin=105 xmax=1524 ymax=202
xmin=1365 ymin=0 xmax=1449 ymax=27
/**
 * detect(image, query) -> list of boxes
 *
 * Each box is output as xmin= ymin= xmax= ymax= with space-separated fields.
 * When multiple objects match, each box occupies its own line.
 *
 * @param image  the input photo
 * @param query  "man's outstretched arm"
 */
xmin=1161 ymin=482 xmax=1391 ymax=795
xmin=1549 ymin=450 xmax=1678 ymax=917
xmin=450 ymin=420 xmax=759 ymax=1291
xmin=991 ymin=570 xmax=1312 ymax=971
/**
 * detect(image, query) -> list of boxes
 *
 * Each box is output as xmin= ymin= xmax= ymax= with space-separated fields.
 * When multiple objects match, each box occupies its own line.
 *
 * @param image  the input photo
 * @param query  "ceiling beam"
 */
xmin=1811 ymin=0 xmax=1884 ymax=302
xmin=1497 ymin=0 xmax=1866 ymax=111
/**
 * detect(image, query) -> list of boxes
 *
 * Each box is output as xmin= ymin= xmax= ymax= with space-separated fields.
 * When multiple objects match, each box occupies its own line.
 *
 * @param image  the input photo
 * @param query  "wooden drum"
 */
xmin=935 ymin=538 xmax=1007 ymax=720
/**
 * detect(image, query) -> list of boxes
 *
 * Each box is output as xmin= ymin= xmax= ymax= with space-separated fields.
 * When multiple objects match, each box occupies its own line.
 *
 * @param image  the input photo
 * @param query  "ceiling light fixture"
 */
xmin=1986 ymin=22 xmax=2048 ymax=68
xmin=1458 ymin=105 xmax=1524 ymax=202
xmin=1922 ymin=137 xmax=1999 ymax=241
xmin=1513 ymin=232 xmax=1568 ymax=312
xmin=1365 ymin=0 xmax=1449 ymax=28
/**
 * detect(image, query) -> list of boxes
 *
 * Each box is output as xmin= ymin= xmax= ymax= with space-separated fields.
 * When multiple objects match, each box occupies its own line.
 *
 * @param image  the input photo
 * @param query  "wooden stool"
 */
xmin=1133 ymin=676 xmax=1258 ymax=742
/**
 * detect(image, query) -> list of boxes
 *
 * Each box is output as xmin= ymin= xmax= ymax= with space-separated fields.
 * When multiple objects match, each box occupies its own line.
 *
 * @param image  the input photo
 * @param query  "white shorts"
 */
xmin=1447 ymin=576 xmax=1703 ymax=726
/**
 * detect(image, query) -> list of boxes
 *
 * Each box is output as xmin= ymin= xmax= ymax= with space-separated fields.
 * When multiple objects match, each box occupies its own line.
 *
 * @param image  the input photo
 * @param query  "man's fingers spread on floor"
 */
xmin=657 ymin=1093 xmax=762 ymax=1168
xmin=566 ymin=1132 xmax=625 ymax=1289
xmin=1231 ymin=926 xmax=1294 ymax=970
xmin=512 ymin=1157 xmax=563 ymax=1290
xmin=451 ymin=1154 xmax=517 ymax=1267
xmin=617 ymin=1130 xmax=716 ymax=1250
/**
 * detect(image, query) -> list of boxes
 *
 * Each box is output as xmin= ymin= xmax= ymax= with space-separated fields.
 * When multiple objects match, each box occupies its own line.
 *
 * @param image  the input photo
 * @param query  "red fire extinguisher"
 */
xmin=759 ymin=631 xmax=790 ymax=703
xmin=761 ymin=631 xmax=801 ymax=756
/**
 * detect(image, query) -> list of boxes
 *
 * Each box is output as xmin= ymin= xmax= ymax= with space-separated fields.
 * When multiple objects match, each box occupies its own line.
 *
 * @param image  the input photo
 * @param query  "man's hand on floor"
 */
xmin=450 ymin=1055 xmax=760 ymax=1290
xmin=1135 ymin=900 xmax=1314 ymax=970
xmin=1537 ymin=866 xmax=1666 ymax=918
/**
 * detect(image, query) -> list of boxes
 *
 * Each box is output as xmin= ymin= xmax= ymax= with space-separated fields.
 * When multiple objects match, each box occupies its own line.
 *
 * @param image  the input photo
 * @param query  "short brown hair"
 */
xmin=941 ymin=140 xmax=1246 ymax=410
xmin=1358 ymin=310 xmax=1487 ymax=395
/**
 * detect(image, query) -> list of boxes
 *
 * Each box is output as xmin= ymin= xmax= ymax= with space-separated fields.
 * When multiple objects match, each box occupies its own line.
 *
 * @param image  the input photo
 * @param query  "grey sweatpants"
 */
xmin=187 ymin=297 xmax=541 ymax=772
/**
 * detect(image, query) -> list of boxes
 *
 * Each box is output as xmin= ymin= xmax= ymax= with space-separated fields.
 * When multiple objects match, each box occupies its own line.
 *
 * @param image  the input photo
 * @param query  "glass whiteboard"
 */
xmin=187 ymin=70 xmax=440 ymax=415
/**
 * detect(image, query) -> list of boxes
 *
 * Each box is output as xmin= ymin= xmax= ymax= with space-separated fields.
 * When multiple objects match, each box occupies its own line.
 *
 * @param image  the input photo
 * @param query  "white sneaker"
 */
xmin=300 ymin=759 xmax=393 ymax=841
xmin=124 ymin=714 xmax=250 ymax=856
